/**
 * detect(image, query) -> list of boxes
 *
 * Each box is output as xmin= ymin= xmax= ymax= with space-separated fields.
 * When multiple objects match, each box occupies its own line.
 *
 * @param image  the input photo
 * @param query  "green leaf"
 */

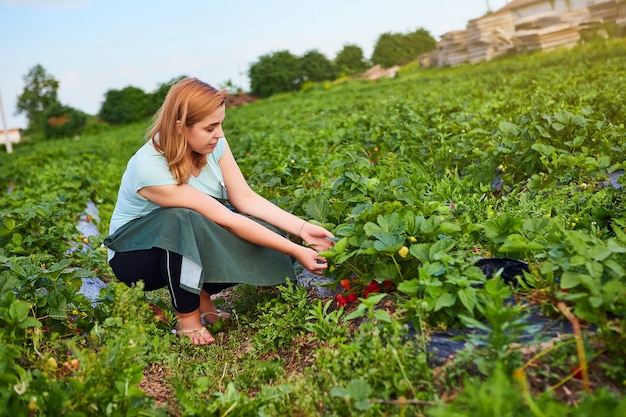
xmin=5 ymin=218 xmax=16 ymax=230
xmin=9 ymin=300 xmax=30 ymax=322
xmin=12 ymin=233 xmax=23 ymax=245
xmin=560 ymin=272 xmax=582 ymax=289
xmin=532 ymin=142 xmax=557 ymax=156
xmin=330 ymin=387 xmax=349 ymax=398
xmin=604 ymin=259 xmax=625 ymax=277
xmin=333 ymin=237 xmax=348 ymax=253
xmin=434 ymin=292 xmax=455 ymax=311
xmin=397 ymin=279 xmax=419 ymax=297
xmin=409 ymin=243 xmax=430 ymax=262
xmin=585 ymin=261 xmax=603 ymax=279
xmin=588 ymin=296 xmax=603 ymax=308
xmin=372 ymin=232 xmax=404 ymax=252
xmin=17 ymin=317 xmax=42 ymax=329
xmin=373 ymin=310 xmax=392 ymax=323
xmin=344 ymin=304 xmax=367 ymax=321
xmin=498 ymin=234 xmax=544 ymax=252
xmin=438 ymin=222 xmax=461 ymax=234
xmin=611 ymin=224 xmax=626 ymax=244
xmin=458 ymin=287 xmax=477 ymax=313
xmin=459 ymin=314 xmax=490 ymax=332
xmin=607 ymin=238 xmax=626 ymax=254
xmin=429 ymin=238 xmax=455 ymax=259
xmin=304 ymin=196 xmax=332 ymax=223
xmin=372 ymin=262 xmax=398 ymax=281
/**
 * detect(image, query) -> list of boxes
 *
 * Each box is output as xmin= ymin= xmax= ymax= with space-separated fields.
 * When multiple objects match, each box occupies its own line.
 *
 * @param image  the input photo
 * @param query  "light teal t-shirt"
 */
xmin=108 ymin=137 xmax=228 ymax=239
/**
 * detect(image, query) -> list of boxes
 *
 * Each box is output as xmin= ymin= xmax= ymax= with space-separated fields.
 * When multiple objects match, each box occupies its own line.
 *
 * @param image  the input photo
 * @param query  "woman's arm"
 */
xmin=137 ymin=184 xmax=329 ymax=274
xmin=219 ymin=140 xmax=334 ymax=250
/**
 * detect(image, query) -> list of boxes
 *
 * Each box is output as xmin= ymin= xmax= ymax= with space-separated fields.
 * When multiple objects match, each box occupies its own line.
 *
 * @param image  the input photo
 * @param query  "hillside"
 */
xmin=0 ymin=38 xmax=625 ymax=416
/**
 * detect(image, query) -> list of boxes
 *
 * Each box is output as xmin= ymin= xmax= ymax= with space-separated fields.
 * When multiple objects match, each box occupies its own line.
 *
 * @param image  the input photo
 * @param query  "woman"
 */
xmin=104 ymin=78 xmax=334 ymax=345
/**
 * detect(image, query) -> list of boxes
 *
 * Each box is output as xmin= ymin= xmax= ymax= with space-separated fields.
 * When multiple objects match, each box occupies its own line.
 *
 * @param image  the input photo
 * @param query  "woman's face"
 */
xmin=184 ymin=104 xmax=226 ymax=155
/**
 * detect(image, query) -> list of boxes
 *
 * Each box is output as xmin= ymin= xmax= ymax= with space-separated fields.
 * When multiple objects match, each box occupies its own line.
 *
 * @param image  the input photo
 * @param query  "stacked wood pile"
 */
xmin=361 ymin=64 xmax=401 ymax=81
xmin=423 ymin=0 xmax=626 ymax=69
xmin=619 ymin=0 xmax=626 ymax=34
xmin=514 ymin=22 xmax=581 ymax=51
xmin=512 ymin=10 xmax=582 ymax=52
xmin=619 ymin=0 xmax=626 ymax=18
xmin=437 ymin=30 xmax=468 ymax=67
xmin=588 ymin=0 xmax=619 ymax=22
xmin=465 ymin=12 xmax=517 ymax=64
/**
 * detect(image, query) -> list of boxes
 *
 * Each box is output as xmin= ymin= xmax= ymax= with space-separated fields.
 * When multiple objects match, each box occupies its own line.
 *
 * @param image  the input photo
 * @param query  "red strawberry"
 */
xmin=571 ymin=366 xmax=584 ymax=380
xmin=340 ymin=279 xmax=351 ymax=291
xmin=382 ymin=280 xmax=394 ymax=291
xmin=366 ymin=281 xmax=380 ymax=293
xmin=336 ymin=294 xmax=348 ymax=307
xmin=347 ymin=293 xmax=358 ymax=303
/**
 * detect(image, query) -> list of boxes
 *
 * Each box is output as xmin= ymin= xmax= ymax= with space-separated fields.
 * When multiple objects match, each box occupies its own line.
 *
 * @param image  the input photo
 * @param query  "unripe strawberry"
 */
xmin=398 ymin=246 xmax=409 ymax=258
xmin=46 ymin=357 xmax=58 ymax=371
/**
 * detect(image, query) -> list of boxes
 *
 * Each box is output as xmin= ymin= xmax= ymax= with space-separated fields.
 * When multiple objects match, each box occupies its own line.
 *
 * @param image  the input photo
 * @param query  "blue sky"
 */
xmin=0 ymin=0 xmax=509 ymax=129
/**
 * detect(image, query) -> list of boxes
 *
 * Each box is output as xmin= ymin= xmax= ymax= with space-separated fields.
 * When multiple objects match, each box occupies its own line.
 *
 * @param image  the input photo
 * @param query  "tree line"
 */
xmin=16 ymin=28 xmax=435 ymax=140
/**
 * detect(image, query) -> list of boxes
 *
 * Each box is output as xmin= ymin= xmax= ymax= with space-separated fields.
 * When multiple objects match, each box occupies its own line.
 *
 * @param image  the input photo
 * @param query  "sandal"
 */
xmin=200 ymin=310 xmax=231 ymax=325
xmin=174 ymin=325 xmax=216 ymax=345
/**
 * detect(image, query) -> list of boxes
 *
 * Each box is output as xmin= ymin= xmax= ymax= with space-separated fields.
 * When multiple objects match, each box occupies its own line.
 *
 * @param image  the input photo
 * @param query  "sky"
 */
xmin=0 ymin=0 xmax=510 ymax=130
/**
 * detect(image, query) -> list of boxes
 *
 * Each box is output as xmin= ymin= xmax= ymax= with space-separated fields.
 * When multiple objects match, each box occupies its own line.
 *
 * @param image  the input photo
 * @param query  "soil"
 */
xmin=138 ymin=282 xmax=623 ymax=415
xmin=226 ymin=92 xmax=257 ymax=108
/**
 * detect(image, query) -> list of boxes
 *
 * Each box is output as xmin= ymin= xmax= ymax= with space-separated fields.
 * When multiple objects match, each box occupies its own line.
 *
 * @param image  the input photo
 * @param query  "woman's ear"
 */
xmin=175 ymin=120 xmax=182 ymax=133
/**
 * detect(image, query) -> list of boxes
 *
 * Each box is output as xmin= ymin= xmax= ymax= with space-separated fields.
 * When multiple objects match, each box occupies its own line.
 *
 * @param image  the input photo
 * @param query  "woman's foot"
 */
xmin=199 ymin=290 xmax=231 ymax=324
xmin=200 ymin=310 xmax=231 ymax=324
xmin=175 ymin=309 xmax=215 ymax=345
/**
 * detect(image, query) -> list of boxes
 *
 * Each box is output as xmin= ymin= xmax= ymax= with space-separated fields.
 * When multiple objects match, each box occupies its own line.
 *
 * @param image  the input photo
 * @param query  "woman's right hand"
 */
xmin=295 ymin=246 xmax=328 ymax=275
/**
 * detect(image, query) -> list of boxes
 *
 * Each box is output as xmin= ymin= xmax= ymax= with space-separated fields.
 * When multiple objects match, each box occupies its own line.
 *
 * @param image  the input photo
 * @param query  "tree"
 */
xmin=300 ymin=49 xmax=337 ymax=82
xmin=16 ymin=64 xmax=60 ymax=132
xmin=99 ymin=86 xmax=153 ymax=125
xmin=371 ymin=28 xmax=436 ymax=68
xmin=248 ymin=50 xmax=303 ymax=98
xmin=151 ymin=75 xmax=189 ymax=111
xmin=406 ymin=28 xmax=438 ymax=58
xmin=335 ymin=44 xmax=369 ymax=76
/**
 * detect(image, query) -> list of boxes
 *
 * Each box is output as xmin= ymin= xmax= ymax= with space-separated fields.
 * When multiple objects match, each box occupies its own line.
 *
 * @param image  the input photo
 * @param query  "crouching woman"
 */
xmin=104 ymin=78 xmax=334 ymax=345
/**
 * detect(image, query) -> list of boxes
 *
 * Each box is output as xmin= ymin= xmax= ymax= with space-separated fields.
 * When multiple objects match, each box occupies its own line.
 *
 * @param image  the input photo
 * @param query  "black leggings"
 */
xmin=109 ymin=248 xmax=235 ymax=313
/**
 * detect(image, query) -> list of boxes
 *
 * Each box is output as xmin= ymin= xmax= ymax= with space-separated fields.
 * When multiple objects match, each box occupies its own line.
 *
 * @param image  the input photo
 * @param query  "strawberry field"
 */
xmin=1 ymin=38 xmax=625 ymax=416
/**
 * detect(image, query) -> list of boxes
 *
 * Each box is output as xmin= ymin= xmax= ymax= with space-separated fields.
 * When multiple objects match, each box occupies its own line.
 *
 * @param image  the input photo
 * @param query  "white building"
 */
xmin=0 ymin=128 xmax=22 ymax=146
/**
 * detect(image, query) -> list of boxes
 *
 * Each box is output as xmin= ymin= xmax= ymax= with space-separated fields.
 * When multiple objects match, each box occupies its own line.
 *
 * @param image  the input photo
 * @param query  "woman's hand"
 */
xmin=295 ymin=246 xmax=329 ymax=275
xmin=299 ymin=222 xmax=334 ymax=251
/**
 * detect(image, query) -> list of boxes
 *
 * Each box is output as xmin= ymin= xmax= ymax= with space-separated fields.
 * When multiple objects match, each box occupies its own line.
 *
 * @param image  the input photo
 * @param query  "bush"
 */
xmin=42 ymin=103 xmax=88 ymax=139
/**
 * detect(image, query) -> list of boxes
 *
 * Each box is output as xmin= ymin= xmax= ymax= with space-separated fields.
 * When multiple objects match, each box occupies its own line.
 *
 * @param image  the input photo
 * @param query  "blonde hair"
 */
xmin=148 ymin=78 xmax=228 ymax=184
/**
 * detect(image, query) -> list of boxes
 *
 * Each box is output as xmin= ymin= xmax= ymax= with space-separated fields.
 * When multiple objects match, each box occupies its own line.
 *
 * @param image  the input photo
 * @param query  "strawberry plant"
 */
xmin=1 ymin=37 xmax=625 ymax=415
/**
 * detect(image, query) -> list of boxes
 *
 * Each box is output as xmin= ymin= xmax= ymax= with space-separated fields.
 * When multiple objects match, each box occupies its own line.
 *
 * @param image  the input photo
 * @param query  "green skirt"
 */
xmin=104 ymin=207 xmax=296 ymax=294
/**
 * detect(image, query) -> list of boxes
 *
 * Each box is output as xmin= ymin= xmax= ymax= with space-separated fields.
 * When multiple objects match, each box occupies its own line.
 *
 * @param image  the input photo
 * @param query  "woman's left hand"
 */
xmin=299 ymin=222 xmax=334 ymax=251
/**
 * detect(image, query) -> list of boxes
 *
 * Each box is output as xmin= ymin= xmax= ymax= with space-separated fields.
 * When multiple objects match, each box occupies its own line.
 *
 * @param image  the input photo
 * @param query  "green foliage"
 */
xmin=371 ymin=28 xmax=436 ymax=68
xmin=248 ymin=280 xmax=311 ymax=354
xmin=16 ymin=64 xmax=61 ymax=134
xmin=457 ymin=279 xmax=533 ymax=375
xmin=151 ymin=74 xmax=189 ymax=105
xmin=99 ymin=85 xmax=154 ymax=125
xmin=300 ymin=49 xmax=337 ymax=82
xmin=541 ymin=225 xmax=626 ymax=324
xmin=335 ymin=43 xmax=370 ymax=76
xmin=305 ymin=299 xmax=348 ymax=343
xmin=42 ymin=102 xmax=88 ymax=139
xmin=2 ymin=38 xmax=626 ymax=415
xmin=248 ymin=50 xmax=304 ymax=98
